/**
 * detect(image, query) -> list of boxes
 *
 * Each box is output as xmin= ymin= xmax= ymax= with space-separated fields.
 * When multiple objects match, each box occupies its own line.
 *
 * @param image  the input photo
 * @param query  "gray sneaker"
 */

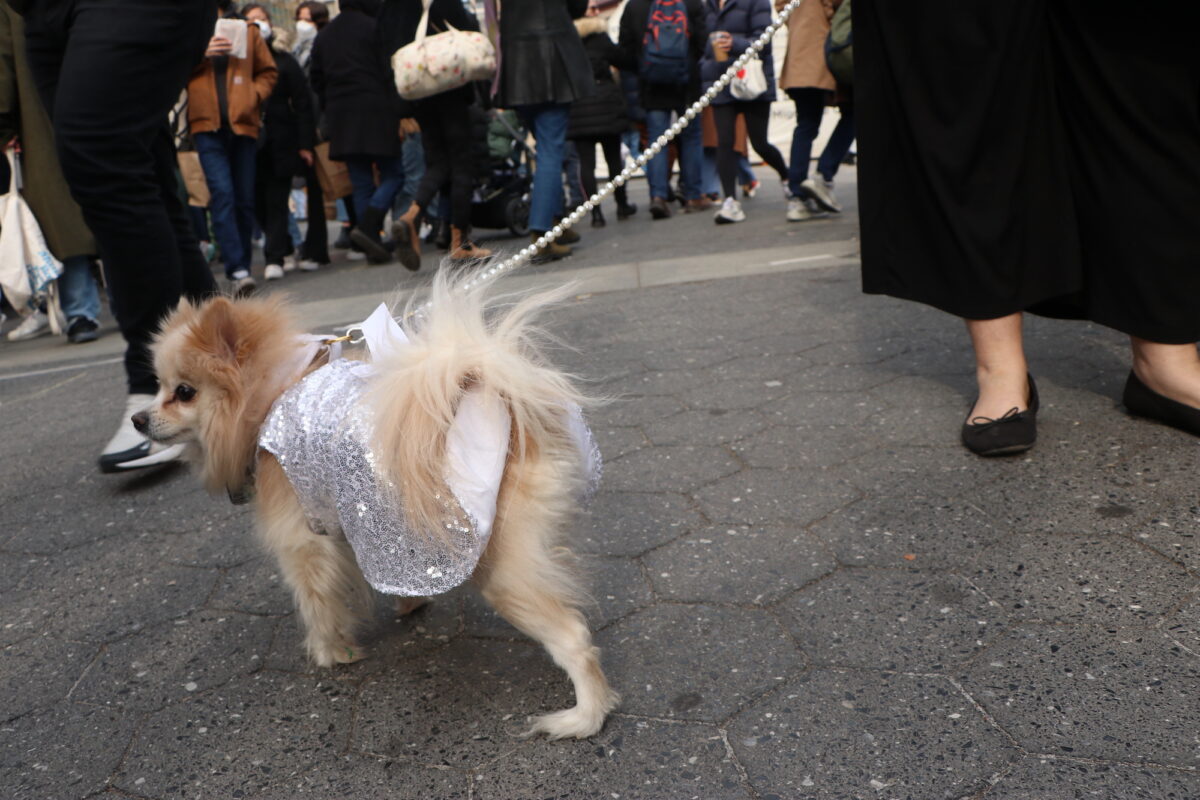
xmin=800 ymin=177 xmax=841 ymax=213
xmin=786 ymin=197 xmax=813 ymax=222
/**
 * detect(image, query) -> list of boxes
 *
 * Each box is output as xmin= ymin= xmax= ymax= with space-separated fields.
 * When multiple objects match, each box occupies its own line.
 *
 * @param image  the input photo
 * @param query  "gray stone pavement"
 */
xmin=2 ymin=169 xmax=1200 ymax=799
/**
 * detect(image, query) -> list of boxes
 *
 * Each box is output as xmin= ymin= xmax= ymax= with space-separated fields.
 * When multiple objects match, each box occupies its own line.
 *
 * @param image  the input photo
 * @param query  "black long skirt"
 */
xmin=856 ymin=1 xmax=1200 ymax=344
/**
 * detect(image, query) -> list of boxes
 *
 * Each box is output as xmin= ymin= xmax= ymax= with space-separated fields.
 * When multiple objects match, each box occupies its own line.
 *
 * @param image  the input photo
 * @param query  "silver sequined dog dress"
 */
xmin=258 ymin=358 xmax=600 ymax=596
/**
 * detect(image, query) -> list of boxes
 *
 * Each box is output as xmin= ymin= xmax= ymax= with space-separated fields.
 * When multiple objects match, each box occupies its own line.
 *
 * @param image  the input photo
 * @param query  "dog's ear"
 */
xmin=192 ymin=297 xmax=242 ymax=363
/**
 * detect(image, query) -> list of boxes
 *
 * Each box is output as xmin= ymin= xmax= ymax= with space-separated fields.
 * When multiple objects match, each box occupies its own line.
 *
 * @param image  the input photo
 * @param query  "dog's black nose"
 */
xmin=131 ymin=411 xmax=149 ymax=433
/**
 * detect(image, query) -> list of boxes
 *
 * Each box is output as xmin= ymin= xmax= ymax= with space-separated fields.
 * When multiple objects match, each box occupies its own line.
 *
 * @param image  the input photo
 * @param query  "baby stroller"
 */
xmin=470 ymin=109 xmax=533 ymax=238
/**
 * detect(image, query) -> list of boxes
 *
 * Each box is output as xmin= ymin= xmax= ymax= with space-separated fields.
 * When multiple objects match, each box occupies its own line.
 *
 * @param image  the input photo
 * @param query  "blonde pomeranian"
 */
xmin=132 ymin=274 xmax=618 ymax=739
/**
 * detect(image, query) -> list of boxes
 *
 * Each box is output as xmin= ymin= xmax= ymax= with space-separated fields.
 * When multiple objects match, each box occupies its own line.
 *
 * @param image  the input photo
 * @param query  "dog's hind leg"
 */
xmin=475 ymin=473 xmax=619 ymax=739
xmin=256 ymin=458 xmax=371 ymax=667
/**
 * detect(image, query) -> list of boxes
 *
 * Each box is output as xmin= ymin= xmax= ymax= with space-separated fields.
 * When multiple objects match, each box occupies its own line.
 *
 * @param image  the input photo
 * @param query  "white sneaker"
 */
xmin=98 ymin=394 xmax=186 ymax=473
xmin=282 ymin=256 xmax=298 ymax=273
xmin=296 ymin=259 xmax=322 ymax=272
xmin=347 ymin=249 xmax=366 ymax=261
xmin=264 ymin=264 xmax=285 ymax=281
xmin=6 ymin=310 xmax=50 ymax=342
xmin=801 ymin=177 xmax=841 ymax=213
xmin=714 ymin=197 xmax=746 ymax=225
xmin=786 ymin=197 xmax=813 ymax=222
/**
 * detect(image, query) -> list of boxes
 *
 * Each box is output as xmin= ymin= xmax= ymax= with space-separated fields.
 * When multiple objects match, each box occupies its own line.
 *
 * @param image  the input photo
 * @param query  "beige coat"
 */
xmin=776 ymin=0 xmax=838 ymax=92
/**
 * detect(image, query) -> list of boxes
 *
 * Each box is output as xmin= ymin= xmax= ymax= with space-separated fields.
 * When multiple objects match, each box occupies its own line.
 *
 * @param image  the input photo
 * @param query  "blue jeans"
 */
xmin=621 ymin=128 xmax=641 ymax=163
xmin=517 ymin=103 xmax=570 ymax=233
xmin=563 ymin=140 xmax=584 ymax=210
xmin=346 ymin=155 xmax=405 ymax=219
xmin=787 ymin=87 xmax=857 ymax=196
xmin=393 ymin=132 xmax=425 ymax=217
xmin=58 ymin=254 xmax=100 ymax=322
xmin=645 ymin=108 xmax=702 ymax=201
xmin=738 ymin=155 xmax=756 ymax=186
xmin=194 ymin=129 xmax=257 ymax=277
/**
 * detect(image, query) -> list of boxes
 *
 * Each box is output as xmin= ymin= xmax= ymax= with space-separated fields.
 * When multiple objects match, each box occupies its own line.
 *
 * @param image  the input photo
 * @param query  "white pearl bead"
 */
xmin=551 ymin=225 xmax=563 ymax=237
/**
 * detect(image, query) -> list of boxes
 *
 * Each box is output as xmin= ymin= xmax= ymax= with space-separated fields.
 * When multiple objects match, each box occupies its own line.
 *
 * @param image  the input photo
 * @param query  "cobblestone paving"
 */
xmin=2 ymin=267 xmax=1199 ymax=799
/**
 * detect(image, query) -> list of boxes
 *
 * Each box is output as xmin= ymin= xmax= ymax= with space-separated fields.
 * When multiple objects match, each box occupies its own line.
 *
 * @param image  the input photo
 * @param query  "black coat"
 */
xmin=495 ymin=0 xmax=593 ymax=108
xmin=310 ymin=8 xmax=409 ymax=160
xmin=567 ymin=30 xmax=629 ymax=140
xmin=616 ymin=0 xmax=707 ymax=111
xmin=377 ymin=0 xmax=480 ymax=105
xmin=259 ymin=48 xmax=317 ymax=177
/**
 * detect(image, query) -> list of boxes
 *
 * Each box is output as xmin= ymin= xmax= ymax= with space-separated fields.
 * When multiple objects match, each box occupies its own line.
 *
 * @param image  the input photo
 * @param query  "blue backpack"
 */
xmin=640 ymin=0 xmax=690 ymax=85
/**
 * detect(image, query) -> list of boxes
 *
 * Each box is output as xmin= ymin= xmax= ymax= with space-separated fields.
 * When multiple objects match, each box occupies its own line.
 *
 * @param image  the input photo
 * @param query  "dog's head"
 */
xmin=133 ymin=295 xmax=298 ymax=495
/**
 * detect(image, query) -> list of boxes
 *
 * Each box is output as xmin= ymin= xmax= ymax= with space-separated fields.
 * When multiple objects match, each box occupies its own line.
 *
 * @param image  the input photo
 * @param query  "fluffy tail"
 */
xmin=367 ymin=269 xmax=588 ymax=545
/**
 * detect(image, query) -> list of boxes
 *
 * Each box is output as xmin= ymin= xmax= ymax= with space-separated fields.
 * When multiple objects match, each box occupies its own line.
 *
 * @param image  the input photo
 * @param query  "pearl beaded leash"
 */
xmin=384 ymin=0 xmax=806 ymax=326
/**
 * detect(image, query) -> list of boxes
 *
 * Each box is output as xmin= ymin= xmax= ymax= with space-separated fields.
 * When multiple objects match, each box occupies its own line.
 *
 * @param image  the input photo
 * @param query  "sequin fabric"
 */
xmin=258 ymin=359 xmax=601 ymax=596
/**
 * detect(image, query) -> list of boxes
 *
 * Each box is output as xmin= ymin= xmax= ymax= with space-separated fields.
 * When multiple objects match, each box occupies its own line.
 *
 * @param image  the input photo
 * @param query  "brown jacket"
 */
xmin=187 ymin=23 xmax=278 ymax=138
xmin=776 ymin=0 xmax=838 ymax=92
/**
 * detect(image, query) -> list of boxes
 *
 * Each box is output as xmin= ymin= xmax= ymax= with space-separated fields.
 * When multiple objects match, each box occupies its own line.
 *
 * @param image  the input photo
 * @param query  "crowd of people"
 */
xmin=4 ymin=0 xmax=853 ymax=473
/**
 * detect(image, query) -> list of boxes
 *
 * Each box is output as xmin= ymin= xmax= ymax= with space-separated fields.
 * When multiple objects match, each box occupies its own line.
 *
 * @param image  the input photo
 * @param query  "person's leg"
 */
xmin=29 ymin=0 xmax=216 ymax=471
xmin=58 ymin=254 xmax=100 ymax=323
xmin=522 ymin=103 xmax=570 ymax=234
xmin=713 ymin=104 xmax=740 ymax=198
xmin=345 ymin=157 xmax=376 ymax=222
xmin=576 ymin=139 xmax=599 ymax=201
xmin=562 ymin=140 xmax=584 ymax=212
xmin=195 ymin=131 xmax=248 ymax=279
xmin=816 ymin=101 xmax=856 ymax=182
xmin=262 ymin=170 xmax=294 ymax=269
xmin=702 ymin=146 xmax=720 ymax=196
xmin=369 ymin=155 xmax=405 ymax=211
xmin=412 ymin=104 xmax=448 ymax=214
xmin=742 ymin=101 xmax=788 ymax=183
xmin=1129 ymin=340 xmax=1200 ymax=410
xmin=230 ymin=134 xmax=258 ymax=271
xmin=395 ymin=130 xmax=425 ymax=217
xmin=965 ymin=314 xmax=1032 ymax=420
xmin=301 ymin=166 xmax=329 ymax=264
xmin=599 ymin=135 xmax=628 ymax=209
xmin=787 ymin=87 xmax=824 ymax=196
xmin=675 ymin=116 xmax=704 ymax=201
xmin=350 ymin=155 xmax=403 ymax=263
xmin=644 ymin=108 xmax=671 ymax=200
xmin=737 ymin=155 xmax=756 ymax=188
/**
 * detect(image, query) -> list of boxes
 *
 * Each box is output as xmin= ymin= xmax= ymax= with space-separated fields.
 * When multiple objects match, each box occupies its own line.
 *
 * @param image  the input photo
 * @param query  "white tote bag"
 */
xmin=0 ymin=150 xmax=62 ymax=319
xmin=730 ymin=56 xmax=769 ymax=101
xmin=391 ymin=0 xmax=496 ymax=100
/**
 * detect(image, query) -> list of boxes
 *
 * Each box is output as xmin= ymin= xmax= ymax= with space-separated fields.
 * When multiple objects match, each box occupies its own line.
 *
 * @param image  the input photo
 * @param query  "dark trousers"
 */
xmin=413 ymin=94 xmax=476 ymax=230
xmin=786 ymin=87 xmax=856 ymax=195
xmin=25 ymin=0 xmax=217 ymax=395
xmin=254 ymin=156 xmax=295 ymax=266
xmin=713 ymin=101 xmax=788 ymax=199
xmin=300 ymin=164 xmax=329 ymax=263
xmin=574 ymin=135 xmax=628 ymax=207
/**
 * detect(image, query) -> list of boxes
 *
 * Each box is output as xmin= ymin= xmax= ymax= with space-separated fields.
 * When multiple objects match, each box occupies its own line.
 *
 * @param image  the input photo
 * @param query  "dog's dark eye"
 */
xmin=174 ymin=384 xmax=197 ymax=403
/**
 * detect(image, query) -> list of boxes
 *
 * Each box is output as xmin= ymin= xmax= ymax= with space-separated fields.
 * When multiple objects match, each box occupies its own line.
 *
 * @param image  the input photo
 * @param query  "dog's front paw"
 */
xmin=523 ymin=705 xmax=610 ymax=740
xmin=308 ymin=639 xmax=369 ymax=667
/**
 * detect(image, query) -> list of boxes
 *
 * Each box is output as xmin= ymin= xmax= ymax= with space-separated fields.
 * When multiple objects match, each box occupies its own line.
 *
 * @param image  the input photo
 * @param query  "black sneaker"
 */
xmin=66 ymin=316 xmax=100 ymax=344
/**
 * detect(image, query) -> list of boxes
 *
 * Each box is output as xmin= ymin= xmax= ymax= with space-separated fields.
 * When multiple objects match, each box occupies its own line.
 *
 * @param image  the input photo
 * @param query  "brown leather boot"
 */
xmin=529 ymin=232 xmax=571 ymax=261
xmin=391 ymin=204 xmax=422 ymax=272
xmin=448 ymin=226 xmax=493 ymax=261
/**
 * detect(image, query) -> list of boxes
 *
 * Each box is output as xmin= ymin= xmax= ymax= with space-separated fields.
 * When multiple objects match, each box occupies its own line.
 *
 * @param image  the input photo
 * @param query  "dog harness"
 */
xmin=257 ymin=305 xmax=601 ymax=597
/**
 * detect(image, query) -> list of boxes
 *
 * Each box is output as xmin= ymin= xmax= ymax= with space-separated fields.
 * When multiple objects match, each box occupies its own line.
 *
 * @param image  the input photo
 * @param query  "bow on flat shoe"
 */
xmin=961 ymin=374 xmax=1039 ymax=456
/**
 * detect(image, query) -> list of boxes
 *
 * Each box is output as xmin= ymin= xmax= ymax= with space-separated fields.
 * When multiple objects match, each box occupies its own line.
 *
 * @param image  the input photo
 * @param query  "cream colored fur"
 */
xmin=144 ymin=274 xmax=618 ymax=739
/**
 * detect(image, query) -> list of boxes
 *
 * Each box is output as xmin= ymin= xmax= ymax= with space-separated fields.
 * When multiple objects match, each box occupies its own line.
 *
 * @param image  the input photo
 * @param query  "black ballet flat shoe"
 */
xmin=961 ymin=373 xmax=1039 ymax=456
xmin=1122 ymin=371 xmax=1200 ymax=436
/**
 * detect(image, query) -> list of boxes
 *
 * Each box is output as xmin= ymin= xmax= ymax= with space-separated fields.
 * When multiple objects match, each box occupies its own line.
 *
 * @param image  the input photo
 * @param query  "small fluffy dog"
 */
xmin=133 ymin=275 xmax=618 ymax=739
